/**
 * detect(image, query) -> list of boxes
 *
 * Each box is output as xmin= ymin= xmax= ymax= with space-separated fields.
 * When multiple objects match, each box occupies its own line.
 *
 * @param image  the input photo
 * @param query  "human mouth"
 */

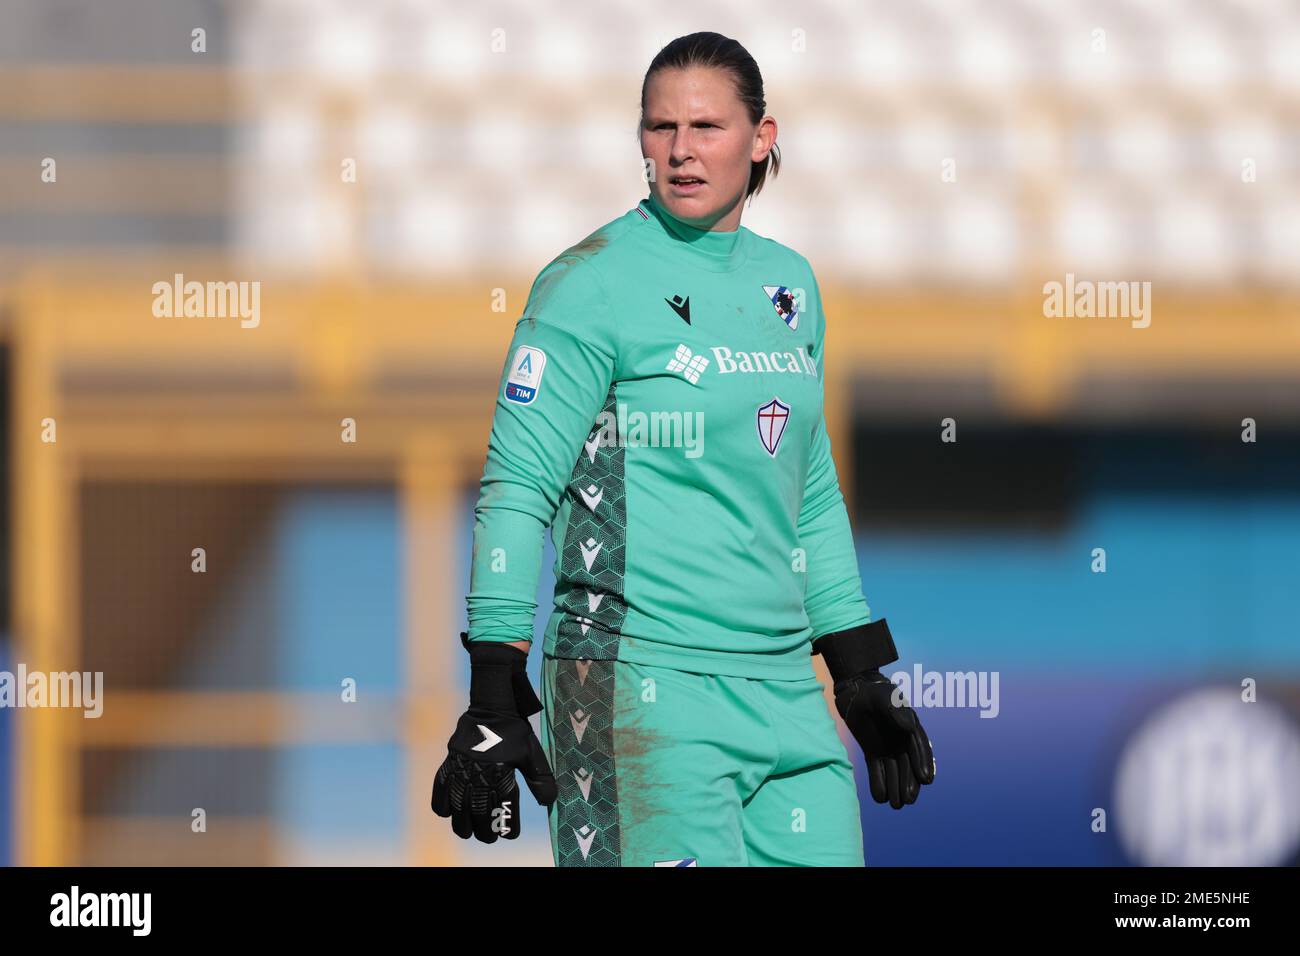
xmin=669 ymin=176 xmax=705 ymax=193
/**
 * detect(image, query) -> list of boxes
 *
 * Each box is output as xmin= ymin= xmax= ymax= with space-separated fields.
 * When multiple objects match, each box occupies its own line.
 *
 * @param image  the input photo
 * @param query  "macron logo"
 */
xmin=580 ymin=538 xmax=603 ymax=571
xmin=578 ymin=484 xmax=603 ymax=511
xmin=570 ymin=708 xmax=591 ymax=742
xmin=574 ymin=825 xmax=598 ymax=860
xmin=575 ymin=767 xmax=594 ymax=801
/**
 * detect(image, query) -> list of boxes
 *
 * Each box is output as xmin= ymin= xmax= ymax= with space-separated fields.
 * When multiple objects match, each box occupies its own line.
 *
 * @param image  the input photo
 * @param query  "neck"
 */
xmin=650 ymin=190 xmax=742 ymax=233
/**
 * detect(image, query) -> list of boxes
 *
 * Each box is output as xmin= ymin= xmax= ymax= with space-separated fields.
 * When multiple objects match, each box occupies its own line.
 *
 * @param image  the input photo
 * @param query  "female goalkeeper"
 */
xmin=432 ymin=31 xmax=935 ymax=867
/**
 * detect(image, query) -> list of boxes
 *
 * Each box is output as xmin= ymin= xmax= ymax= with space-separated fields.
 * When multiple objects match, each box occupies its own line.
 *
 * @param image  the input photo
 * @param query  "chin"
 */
xmin=660 ymin=190 xmax=714 ymax=219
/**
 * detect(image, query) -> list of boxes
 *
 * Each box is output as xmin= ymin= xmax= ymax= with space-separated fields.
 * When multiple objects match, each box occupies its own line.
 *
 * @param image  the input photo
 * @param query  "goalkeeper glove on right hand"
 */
xmin=430 ymin=633 xmax=557 ymax=842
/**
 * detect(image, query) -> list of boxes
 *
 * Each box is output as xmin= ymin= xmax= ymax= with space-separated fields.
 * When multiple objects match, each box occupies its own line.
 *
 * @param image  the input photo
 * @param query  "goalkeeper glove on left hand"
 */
xmin=814 ymin=618 xmax=936 ymax=810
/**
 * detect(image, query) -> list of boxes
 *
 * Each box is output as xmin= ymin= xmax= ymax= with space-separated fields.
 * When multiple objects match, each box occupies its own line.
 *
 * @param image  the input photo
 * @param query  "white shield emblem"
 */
xmin=756 ymin=397 xmax=791 ymax=456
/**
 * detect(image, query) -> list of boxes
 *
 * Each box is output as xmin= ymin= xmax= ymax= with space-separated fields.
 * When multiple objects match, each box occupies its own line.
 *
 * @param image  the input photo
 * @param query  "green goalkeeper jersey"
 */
xmin=466 ymin=190 xmax=870 ymax=680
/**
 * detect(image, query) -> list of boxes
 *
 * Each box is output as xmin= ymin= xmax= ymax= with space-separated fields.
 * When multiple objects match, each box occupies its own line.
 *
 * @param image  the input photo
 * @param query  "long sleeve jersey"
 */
xmin=465 ymin=190 xmax=871 ymax=680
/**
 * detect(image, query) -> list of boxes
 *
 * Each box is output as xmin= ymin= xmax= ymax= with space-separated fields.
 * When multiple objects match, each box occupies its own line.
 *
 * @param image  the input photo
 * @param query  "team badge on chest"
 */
xmin=756 ymin=397 xmax=791 ymax=456
xmin=762 ymin=285 xmax=799 ymax=331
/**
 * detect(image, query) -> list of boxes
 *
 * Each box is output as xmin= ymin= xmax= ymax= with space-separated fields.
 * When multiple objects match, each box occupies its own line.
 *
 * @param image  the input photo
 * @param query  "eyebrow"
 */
xmin=643 ymin=117 xmax=726 ymax=125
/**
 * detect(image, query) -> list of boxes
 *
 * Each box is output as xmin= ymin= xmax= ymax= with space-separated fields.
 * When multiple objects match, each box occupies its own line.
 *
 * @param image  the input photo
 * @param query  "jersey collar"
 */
xmin=638 ymin=191 xmax=752 ymax=273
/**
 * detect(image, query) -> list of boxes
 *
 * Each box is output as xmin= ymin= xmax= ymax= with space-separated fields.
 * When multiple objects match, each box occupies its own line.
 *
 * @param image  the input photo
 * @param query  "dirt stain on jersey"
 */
xmin=521 ymin=232 xmax=610 ymax=329
xmin=610 ymin=676 xmax=677 ymax=844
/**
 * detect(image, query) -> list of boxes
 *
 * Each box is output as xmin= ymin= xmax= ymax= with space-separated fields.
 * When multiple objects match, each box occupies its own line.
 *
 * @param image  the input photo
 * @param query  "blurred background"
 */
xmin=1 ymin=0 xmax=1298 ymax=866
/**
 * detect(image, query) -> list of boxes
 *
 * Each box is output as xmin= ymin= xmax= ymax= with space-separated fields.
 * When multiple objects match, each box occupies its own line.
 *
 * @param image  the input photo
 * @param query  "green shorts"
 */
xmin=539 ymin=654 xmax=866 ymax=866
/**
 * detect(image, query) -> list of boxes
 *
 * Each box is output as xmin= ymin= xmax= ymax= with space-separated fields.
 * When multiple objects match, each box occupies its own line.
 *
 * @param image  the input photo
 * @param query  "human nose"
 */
xmin=669 ymin=126 xmax=696 ymax=162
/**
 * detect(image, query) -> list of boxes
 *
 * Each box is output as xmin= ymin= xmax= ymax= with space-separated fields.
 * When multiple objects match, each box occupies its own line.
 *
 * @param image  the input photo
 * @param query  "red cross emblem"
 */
xmin=756 ymin=397 xmax=791 ymax=456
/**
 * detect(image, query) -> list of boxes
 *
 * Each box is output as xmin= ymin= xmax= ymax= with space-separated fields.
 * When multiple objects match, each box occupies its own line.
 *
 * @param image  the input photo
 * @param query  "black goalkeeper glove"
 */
xmin=430 ymin=633 xmax=557 ymax=842
xmin=813 ymin=618 xmax=936 ymax=810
